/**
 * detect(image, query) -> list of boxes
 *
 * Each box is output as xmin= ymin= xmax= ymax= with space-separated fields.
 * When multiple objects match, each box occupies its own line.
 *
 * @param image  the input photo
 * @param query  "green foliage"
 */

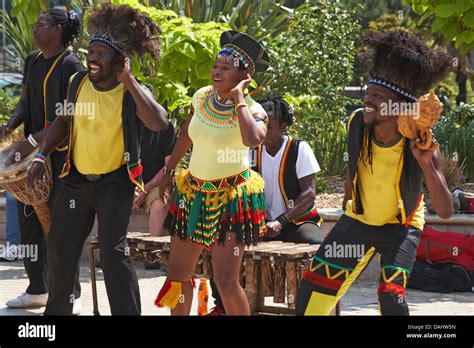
xmin=3 ymin=0 xmax=290 ymax=121
xmin=405 ymin=0 xmax=474 ymax=53
xmin=0 ymin=0 xmax=37 ymax=72
xmin=0 ymin=89 xmax=19 ymax=123
xmin=316 ymin=175 xmax=328 ymax=193
xmin=109 ymin=0 xmax=293 ymax=119
xmin=341 ymin=0 xmax=406 ymax=28
xmin=152 ymin=0 xmax=292 ymax=101
xmin=434 ymin=104 xmax=474 ymax=180
xmin=11 ymin=0 xmax=46 ymax=23
xmin=110 ymin=0 xmax=229 ymax=119
xmin=271 ymin=1 xmax=360 ymax=175
xmin=0 ymin=89 xmax=24 ymax=144
xmin=284 ymin=94 xmax=349 ymax=177
xmin=435 ymin=78 xmax=459 ymax=112
xmin=367 ymin=13 xmax=411 ymax=33
xmin=448 ymin=101 xmax=474 ymax=126
xmin=153 ymin=0 xmax=291 ymax=40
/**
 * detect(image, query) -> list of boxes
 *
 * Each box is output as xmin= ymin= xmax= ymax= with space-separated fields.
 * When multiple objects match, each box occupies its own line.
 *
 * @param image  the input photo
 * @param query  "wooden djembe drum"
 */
xmin=0 ymin=142 xmax=53 ymax=238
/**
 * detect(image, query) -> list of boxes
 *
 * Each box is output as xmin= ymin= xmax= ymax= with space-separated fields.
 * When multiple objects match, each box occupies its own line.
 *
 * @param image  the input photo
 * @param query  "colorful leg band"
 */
xmin=154 ymin=277 xmax=196 ymax=309
xmin=378 ymin=282 xmax=406 ymax=297
xmin=297 ymin=247 xmax=376 ymax=316
xmin=302 ymin=270 xmax=344 ymax=291
xmin=378 ymin=267 xmax=408 ymax=298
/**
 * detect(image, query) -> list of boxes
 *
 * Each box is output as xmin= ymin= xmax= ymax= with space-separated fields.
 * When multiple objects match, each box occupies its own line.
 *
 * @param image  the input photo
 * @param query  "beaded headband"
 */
xmin=216 ymin=44 xmax=255 ymax=74
xmin=90 ymin=35 xmax=124 ymax=55
xmin=368 ymin=77 xmax=417 ymax=102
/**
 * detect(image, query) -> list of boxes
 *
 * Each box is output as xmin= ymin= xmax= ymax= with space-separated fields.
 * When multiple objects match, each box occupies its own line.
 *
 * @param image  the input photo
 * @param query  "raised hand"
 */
xmin=410 ymin=137 xmax=435 ymax=169
xmin=116 ymin=56 xmax=133 ymax=84
xmin=230 ymin=74 xmax=252 ymax=102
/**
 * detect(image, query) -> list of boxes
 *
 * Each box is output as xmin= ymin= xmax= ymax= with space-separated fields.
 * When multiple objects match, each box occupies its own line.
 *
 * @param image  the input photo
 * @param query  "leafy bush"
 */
xmin=0 ymin=89 xmax=18 ymax=123
xmin=154 ymin=0 xmax=291 ymax=40
xmin=106 ymin=0 xmax=292 ymax=124
xmin=440 ymin=152 xmax=465 ymax=188
xmin=406 ymin=0 xmax=474 ymax=53
xmin=270 ymin=1 xmax=360 ymax=176
xmin=0 ymin=89 xmax=23 ymax=146
xmin=434 ymin=104 xmax=474 ymax=181
xmin=107 ymin=0 xmax=229 ymax=120
xmin=0 ymin=0 xmax=37 ymax=72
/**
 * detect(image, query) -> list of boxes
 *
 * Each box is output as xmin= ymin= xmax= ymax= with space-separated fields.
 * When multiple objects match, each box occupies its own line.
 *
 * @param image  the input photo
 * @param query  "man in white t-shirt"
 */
xmin=207 ymin=96 xmax=324 ymax=315
xmin=255 ymin=96 xmax=323 ymax=243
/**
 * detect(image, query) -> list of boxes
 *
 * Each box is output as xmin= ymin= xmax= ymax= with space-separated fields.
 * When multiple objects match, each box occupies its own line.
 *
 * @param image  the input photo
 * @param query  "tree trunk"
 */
xmin=458 ymin=51 xmax=474 ymax=94
xmin=73 ymin=0 xmax=89 ymax=54
xmin=455 ymin=66 xmax=467 ymax=105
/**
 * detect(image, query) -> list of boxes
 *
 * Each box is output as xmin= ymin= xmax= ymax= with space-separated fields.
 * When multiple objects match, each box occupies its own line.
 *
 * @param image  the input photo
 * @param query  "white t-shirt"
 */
xmin=261 ymin=136 xmax=321 ymax=221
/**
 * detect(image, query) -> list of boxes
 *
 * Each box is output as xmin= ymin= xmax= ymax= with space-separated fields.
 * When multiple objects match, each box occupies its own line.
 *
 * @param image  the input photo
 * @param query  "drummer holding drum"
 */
xmin=0 ymin=7 xmax=84 ymax=313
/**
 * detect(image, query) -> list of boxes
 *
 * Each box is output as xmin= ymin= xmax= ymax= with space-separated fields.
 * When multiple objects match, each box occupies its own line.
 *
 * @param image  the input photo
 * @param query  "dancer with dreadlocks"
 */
xmin=27 ymin=2 xmax=168 ymax=315
xmin=207 ymin=95 xmax=324 ymax=315
xmin=296 ymin=30 xmax=453 ymax=316
xmin=1 ymin=7 xmax=83 ymax=313
xmin=155 ymin=31 xmax=269 ymax=315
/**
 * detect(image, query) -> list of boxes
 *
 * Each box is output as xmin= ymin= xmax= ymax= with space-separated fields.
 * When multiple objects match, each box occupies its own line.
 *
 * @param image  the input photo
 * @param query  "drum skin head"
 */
xmin=0 ymin=142 xmax=36 ymax=180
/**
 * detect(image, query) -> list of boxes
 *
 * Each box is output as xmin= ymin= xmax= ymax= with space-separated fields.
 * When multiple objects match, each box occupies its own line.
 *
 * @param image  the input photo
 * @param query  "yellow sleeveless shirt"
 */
xmin=72 ymin=77 xmax=126 ymax=175
xmin=345 ymin=137 xmax=425 ymax=230
xmin=188 ymin=86 xmax=266 ymax=180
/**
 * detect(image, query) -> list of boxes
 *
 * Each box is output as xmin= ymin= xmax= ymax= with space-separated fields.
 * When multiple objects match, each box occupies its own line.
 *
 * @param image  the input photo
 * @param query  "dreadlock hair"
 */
xmin=258 ymin=95 xmax=294 ymax=126
xmin=87 ymin=2 xmax=161 ymax=60
xmin=45 ymin=7 xmax=81 ymax=47
xmin=363 ymin=125 xmax=375 ymax=173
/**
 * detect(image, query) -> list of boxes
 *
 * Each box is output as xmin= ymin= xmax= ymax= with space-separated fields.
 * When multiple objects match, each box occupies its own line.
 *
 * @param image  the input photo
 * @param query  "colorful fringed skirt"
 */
xmin=164 ymin=168 xmax=267 ymax=248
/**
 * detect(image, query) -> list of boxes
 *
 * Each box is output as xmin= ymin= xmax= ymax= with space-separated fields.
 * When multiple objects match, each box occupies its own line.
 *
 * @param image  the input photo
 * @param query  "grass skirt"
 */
xmin=165 ymin=168 xmax=267 ymax=248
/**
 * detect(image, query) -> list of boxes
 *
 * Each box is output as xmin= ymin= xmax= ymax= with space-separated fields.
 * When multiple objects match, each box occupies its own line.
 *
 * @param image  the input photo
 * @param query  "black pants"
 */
xmin=262 ymin=221 xmax=325 ymax=244
xmin=295 ymin=214 xmax=421 ymax=316
xmin=210 ymin=221 xmax=324 ymax=309
xmin=17 ymin=151 xmax=81 ymax=298
xmin=43 ymin=165 xmax=141 ymax=315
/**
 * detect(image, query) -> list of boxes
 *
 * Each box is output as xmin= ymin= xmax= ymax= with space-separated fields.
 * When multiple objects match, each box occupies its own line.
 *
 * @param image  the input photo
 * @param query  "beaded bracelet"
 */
xmin=32 ymin=157 xmax=46 ymax=165
xmin=235 ymin=102 xmax=248 ymax=111
xmin=162 ymin=166 xmax=176 ymax=176
xmin=27 ymin=134 xmax=38 ymax=147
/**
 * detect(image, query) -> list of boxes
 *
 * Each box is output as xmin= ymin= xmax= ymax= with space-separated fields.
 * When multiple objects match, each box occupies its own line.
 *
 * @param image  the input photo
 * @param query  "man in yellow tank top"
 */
xmin=296 ymin=31 xmax=454 ymax=316
xmin=27 ymin=3 xmax=169 ymax=315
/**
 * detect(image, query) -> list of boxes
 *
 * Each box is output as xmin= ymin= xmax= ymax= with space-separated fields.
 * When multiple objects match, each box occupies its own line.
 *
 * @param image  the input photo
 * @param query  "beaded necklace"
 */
xmin=198 ymin=89 xmax=238 ymax=128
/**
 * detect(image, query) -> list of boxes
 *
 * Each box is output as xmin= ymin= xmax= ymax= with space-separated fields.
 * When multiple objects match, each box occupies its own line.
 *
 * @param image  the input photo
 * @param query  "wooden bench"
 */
xmin=89 ymin=232 xmax=340 ymax=315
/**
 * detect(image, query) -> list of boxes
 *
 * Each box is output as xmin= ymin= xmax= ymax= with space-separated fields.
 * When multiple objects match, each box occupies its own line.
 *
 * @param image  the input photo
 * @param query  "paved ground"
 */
xmin=1 ymin=257 xmax=473 ymax=316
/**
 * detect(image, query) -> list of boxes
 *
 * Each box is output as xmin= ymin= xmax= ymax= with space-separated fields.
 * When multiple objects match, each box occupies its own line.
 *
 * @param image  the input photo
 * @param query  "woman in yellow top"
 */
xmin=155 ymin=31 xmax=270 ymax=315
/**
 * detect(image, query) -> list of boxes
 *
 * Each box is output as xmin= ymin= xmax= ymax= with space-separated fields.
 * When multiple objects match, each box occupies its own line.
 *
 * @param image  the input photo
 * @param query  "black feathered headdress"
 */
xmin=362 ymin=30 xmax=452 ymax=100
xmin=87 ymin=2 xmax=161 ymax=59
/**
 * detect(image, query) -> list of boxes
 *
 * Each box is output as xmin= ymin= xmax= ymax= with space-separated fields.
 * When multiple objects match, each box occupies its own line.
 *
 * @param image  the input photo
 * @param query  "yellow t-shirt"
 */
xmin=188 ymin=86 xmax=266 ymax=180
xmin=345 ymin=137 xmax=425 ymax=230
xmin=72 ymin=77 xmax=126 ymax=175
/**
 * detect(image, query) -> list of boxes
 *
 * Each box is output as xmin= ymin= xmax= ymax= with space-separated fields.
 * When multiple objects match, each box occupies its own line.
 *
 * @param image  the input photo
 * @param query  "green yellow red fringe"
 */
xmin=165 ymin=169 xmax=267 ymax=248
